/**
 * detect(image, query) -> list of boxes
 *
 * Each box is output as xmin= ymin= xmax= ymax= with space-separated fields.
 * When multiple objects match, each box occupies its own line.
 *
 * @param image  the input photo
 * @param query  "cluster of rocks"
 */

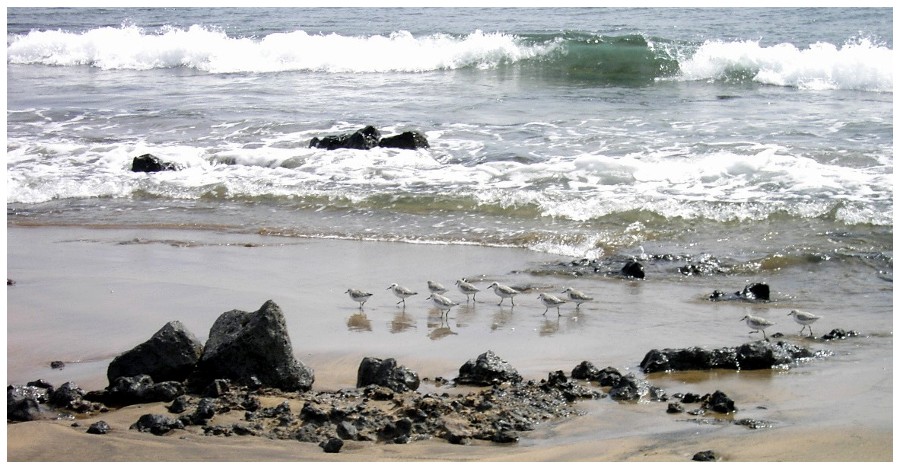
xmin=308 ymin=125 xmax=429 ymax=151
xmin=8 ymin=299 xmax=848 ymax=458
xmin=130 ymin=125 xmax=430 ymax=173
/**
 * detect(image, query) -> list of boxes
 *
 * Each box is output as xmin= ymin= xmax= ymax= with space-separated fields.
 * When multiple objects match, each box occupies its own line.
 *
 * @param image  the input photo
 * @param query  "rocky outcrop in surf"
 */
xmin=309 ymin=126 xmax=429 ymax=150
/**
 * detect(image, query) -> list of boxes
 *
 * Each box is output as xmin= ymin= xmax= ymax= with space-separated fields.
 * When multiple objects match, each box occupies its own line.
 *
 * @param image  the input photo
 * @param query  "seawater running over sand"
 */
xmin=6 ymin=226 xmax=892 ymax=460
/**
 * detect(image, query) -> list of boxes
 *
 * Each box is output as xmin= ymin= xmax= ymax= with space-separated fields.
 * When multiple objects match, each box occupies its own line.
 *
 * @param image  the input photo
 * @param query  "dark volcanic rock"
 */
xmin=130 ymin=413 xmax=185 ymax=436
xmin=99 ymin=374 xmax=185 ymax=406
xmin=7 ymin=384 xmax=49 ymax=421
xmin=131 ymin=153 xmax=177 ymax=172
xmin=621 ymin=260 xmax=645 ymax=279
xmin=702 ymin=390 xmax=736 ymax=413
xmin=86 ymin=420 xmax=111 ymax=435
xmin=640 ymin=340 xmax=817 ymax=373
xmin=693 ymin=450 xmax=719 ymax=461
xmin=107 ymin=320 xmax=203 ymax=385
xmin=357 ymin=357 xmax=420 ymax=393
xmin=192 ymin=300 xmax=314 ymax=392
xmin=822 ymin=328 xmax=859 ymax=340
xmin=709 ymin=282 xmax=770 ymax=301
xmin=456 ymin=350 xmax=522 ymax=386
xmin=379 ymin=130 xmax=430 ymax=150
xmin=309 ymin=125 xmax=381 ymax=150
xmin=320 ymin=437 xmax=344 ymax=453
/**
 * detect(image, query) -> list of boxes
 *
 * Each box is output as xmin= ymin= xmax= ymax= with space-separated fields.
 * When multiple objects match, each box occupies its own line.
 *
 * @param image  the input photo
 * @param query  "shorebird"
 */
xmin=487 ymin=282 xmax=519 ymax=306
xmin=561 ymin=287 xmax=594 ymax=309
xmin=787 ymin=309 xmax=821 ymax=337
xmin=538 ymin=293 xmax=567 ymax=316
xmin=345 ymin=288 xmax=373 ymax=309
xmin=427 ymin=280 xmax=448 ymax=294
xmin=387 ymin=283 xmax=418 ymax=306
xmin=455 ymin=279 xmax=480 ymax=302
xmin=427 ymin=293 xmax=458 ymax=316
xmin=740 ymin=314 xmax=775 ymax=340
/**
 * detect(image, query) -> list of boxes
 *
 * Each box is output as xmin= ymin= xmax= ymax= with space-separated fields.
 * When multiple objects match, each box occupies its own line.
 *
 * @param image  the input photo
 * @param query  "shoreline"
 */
xmin=5 ymin=225 xmax=893 ymax=462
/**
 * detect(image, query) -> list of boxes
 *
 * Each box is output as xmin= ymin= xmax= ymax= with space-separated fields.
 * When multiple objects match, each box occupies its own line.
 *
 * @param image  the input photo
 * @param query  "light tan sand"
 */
xmin=5 ymin=226 xmax=893 ymax=462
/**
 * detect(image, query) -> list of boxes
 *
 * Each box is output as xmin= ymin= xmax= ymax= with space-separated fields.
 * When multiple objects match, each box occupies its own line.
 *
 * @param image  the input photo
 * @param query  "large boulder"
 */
xmin=107 ymin=320 xmax=203 ymax=385
xmin=192 ymin=300 xmax=314 ymax=392
xmin=356 ymin=357 xmax=420 ymax=392
xmin=379 ymin=131 xmax=429 ymax=150
xmin=456 ymin=350 xmax=522 ymax=386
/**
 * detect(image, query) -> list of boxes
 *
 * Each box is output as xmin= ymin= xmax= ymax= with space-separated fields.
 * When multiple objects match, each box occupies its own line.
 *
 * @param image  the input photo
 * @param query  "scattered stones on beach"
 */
xmin=5 ymin=299 xmax=856 ymax=455
xmin=86 ymin=420 xmax=111 ymax=435
xmin=309 ymin=125 xmax=429 ymax=151
xmin=692 ymin=450 xmax=719 ymax=461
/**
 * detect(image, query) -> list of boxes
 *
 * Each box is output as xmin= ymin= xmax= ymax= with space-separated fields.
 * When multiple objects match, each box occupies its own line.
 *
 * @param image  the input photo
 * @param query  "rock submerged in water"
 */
xmin=131 ymin=153 xmax=178 ymax=172
xmin=709 ymin=282 xmax=770 ymax=301
xmin=639 ymin=340 xmax=818 ymax=373
xmin=309 ymin=125 xmax=429 ymax=150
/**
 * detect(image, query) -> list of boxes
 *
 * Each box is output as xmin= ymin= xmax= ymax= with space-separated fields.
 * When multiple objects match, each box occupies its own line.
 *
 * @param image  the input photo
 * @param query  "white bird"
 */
xmin=427 ymin=293 xmax=458 ymax=316
xmin=455 ymin=279 xmax=480 ymax=302
xmin=345 ymin=288 xmax=373 ymax=309
xmin=561 ymin=287 xmax=594 ymax=308
xmin=427 ymin=280 xmax=448 ymax=294
xmin=487 ymin=282 xmax=519 ymax=306
xmin=788 ymin=310 xmax=821 ymax=337
xmin=740 ymin=314 xmax=775 ymax=340
xmin=387 ymin=283 xmax=418 ymax=306
xmin=538 ymin=293 xmax=567 ymax=316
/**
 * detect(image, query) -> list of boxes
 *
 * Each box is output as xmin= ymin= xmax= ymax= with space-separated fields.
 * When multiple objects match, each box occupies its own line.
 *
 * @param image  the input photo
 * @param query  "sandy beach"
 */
xmin=5 ymin=225 xmax=893 ymax=462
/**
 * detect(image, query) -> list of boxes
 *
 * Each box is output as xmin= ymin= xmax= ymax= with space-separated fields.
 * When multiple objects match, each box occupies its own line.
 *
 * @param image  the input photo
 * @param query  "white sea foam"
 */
xmin=7 ymin=26 xmax=554 ymax=73
xmin=677 ymin=37 xmax=893 ymax=92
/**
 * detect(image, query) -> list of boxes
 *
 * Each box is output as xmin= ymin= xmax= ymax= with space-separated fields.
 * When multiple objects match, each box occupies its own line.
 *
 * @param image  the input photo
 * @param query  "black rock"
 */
xmin=310 ymin=126 xmax=382 ymax=150
xmin=702 ymin=390 xmax=736 ymax=414
xmin=203 ymin=379 xmax=231 ymax=398
xmin=822 ymin=328 xmax=859 ymax=340
xmin=86 ymin=420 xmax=111 ymax=435
xmin=621 ymin=260 xmax=645 ymax=279
xmin=379 ymin=130 xmax=430 ymax=150
xmin=107 ymin=320 xmax=203 ymax=385
xmin=570 ymin=361 xmax=601 ymax=380
xmin=356 ymin=357 xmax=420 ymax=393
xmin=692 ymin=450 xmax=719 ymax=461
xmin=739 ymin=283 xmax=770 ymax=301
xmin=130 ymin=413 xmax=185 ymax=436
xmin=640 ymin=340 xmax=816 ymax=373
xmin=131 ymin=154 xmax=178 ymax=172
xmin=192 ymin=300 xmax=314 ymax=392
xmin=337 ymin=421 xmax=359 ymax=440
xmin=50 ymin=361 xmax=65 ymax=370
xmin=167 ymin=395 xmax=192 ymax=414
xmin=102 ymin=374 xmax=185 ymax=406
xmin=667 ymin=402 xmax=684 ymax=413
xmin=320 ymin=437 xmax=344 ymax=453
xmin=48 ymin=381 xmax=86 ymax=409
xmin=192 ymin=397 xmax=217 ymax=424
xmin=7 ymin=384 xmax=48 ymax=421
xmin=456 ymin=350 xmax=522 ymax=386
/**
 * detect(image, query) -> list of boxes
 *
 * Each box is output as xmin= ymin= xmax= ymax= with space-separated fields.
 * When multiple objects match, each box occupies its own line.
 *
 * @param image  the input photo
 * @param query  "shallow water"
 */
xmin=6 ymin=226 xmax=892 ymax=455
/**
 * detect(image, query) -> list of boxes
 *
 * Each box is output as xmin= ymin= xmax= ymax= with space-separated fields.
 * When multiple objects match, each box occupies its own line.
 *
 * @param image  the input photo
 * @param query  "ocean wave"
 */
xmin=7 ymin=26 xmax=892 ymax=91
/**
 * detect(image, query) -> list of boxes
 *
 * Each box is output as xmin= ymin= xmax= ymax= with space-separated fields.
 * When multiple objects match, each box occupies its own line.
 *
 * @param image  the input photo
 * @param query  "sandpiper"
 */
xmin=538 ymin=292 xmax=567 ymax=316
xmin=427 ymin=293 xmax=458 ymax=316
xmin=561 ymin=287 xmax=594 ymax=308
xmin=455 ymin=279 xmax=480 ymax=302
xmin=427 ymin=280 xmax=448 ymax=294
xmin=787 ymin=309 xmax=821 ymax=337
xmin=487 ymin=282 xmax=519 ymax=306
xmin=345 ymin=288 xmax=373 ymax=309
xmin=740 ymin=314 xmax=775 ymax=340
xmin=387 ymin=283 xmax=418 ymax=306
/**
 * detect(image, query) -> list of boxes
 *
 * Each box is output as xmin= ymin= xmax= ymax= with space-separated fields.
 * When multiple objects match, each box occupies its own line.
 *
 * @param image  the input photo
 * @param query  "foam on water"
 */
xmin=677 ymin=37 xmax=892 ymax=92
xmin=8 ymin=25 xmax=892 ymax=91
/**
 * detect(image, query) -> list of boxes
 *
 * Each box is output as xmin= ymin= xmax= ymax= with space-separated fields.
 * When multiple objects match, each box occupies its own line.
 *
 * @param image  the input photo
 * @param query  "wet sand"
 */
xmin=5 ymin=225 xmax=893 ymax=461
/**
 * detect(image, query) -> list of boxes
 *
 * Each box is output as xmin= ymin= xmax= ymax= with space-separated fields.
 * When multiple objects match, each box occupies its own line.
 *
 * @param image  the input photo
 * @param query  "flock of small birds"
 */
xmin=347 ymin=280 xmax=822 ymax=338
xmin=345 ymin=280 xmax=595 ymax=318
